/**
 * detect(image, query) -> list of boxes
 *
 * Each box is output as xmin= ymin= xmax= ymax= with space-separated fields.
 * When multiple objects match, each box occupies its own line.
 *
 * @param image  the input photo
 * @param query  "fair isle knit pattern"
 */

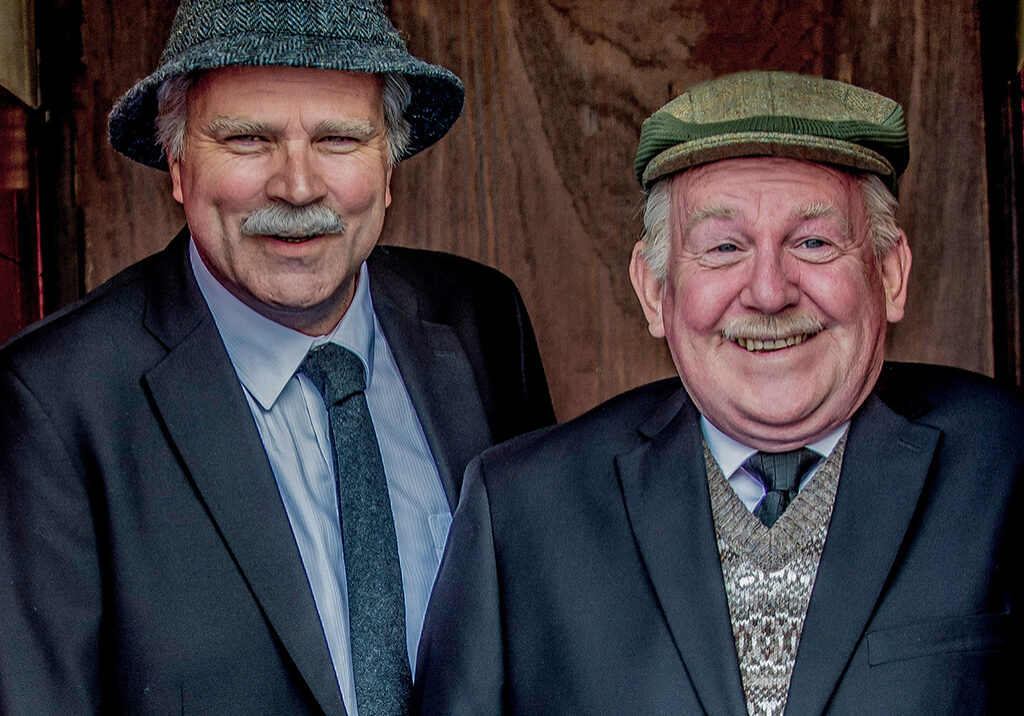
xmin=703 ymin=436 xmax=847 ymax=716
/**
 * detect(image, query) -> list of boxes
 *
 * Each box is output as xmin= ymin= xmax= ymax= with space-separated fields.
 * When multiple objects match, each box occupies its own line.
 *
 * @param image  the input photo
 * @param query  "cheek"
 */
xmin=213 ymin=167 xmax=270 ymax=208
xmin=804 ymin=266 xmax=885 ymax=327
xmin=665 ymin=273 xmax=737 ymax=334
xmin=659 ymin=278 xmax=732 ymax=378
xmin=183 ymin=167 xmax=267 ymax=216
xmin=330 ymin=163 xmax=389 ymax=213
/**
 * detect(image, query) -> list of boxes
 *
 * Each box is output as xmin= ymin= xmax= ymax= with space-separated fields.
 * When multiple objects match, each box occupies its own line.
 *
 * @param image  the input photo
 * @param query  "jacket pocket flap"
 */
xmin=867 ymin=612 xmax=1008 ymax=666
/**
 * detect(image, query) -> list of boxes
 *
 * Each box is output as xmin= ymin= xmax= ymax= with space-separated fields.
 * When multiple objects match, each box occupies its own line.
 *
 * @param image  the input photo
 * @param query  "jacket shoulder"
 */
xmin=879 ymin=361 xmax=1021 ymax=417
xmin=2 ymin=261 xmax=150 ymax=362
xmin=0 ymin=242 xmax=185 ymax=388
xmin=877 ymin=361 xmax=1023 ymax=454
xmin=366 ymin=244 xmax=533 ymax=350
xmin=478 ymin=377 xmax=684 ymax=474
xmin=368 ymin=245 xmax=517 ymax=294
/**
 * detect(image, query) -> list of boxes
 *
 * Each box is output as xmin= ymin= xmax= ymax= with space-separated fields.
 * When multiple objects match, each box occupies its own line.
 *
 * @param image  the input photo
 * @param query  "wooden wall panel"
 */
xmin=74 ymin=0 xmax=994 ymax=420
xmin=389 ymin=0 xmax=991 ymax=418
xmin=837 ymin=0 xmax=993 ymax=374
xmin=387 ymin=0 xmax=839 ymax=419
xmin=77 ymin=0 xmax=183 ymax=289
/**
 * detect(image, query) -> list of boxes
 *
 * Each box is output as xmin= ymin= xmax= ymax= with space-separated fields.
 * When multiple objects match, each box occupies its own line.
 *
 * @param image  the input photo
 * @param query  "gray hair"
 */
xmin=638 ymin=170 xmax=903 ymax=282
xmin=155 ymin=70 xmax=413 ymax=167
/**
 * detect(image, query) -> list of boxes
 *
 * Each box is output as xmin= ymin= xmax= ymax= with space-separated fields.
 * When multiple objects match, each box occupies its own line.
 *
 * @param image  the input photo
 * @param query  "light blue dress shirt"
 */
xmin=190 ymin=241 xmax=452 ymax=715
xmin=701 ymin=416 xmax=848 ymax=512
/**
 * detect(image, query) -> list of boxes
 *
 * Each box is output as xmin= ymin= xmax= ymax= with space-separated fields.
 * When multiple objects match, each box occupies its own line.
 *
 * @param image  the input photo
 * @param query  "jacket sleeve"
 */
xmin=484 ymin=276 xmax=556 ymax=444
xmin=0 ymin=364 xmax=103 ymax=714
xmin=412 ymin=455 xmax=505 ymax=715
xmin=511 ymin=284 xmax=555 ymax=433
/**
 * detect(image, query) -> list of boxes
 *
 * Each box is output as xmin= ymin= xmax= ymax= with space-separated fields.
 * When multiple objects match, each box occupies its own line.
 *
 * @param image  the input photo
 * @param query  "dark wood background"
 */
xmin=65 ymin=0 xmax=1010 ymax=420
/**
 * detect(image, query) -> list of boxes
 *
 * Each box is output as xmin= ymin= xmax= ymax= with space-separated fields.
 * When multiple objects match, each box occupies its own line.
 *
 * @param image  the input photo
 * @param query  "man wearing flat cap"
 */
xmin=0 ymin=0 xmax=554 ymax=713
xmin=414 ymin=71 xmax=1020 ymax=714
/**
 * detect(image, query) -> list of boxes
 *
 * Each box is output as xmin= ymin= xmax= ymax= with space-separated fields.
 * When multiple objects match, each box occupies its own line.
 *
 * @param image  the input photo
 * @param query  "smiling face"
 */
xmin=168 ymin=65 xmax=393 ymax=335
xmin=630 ymin=157 xmax=912 ymax=450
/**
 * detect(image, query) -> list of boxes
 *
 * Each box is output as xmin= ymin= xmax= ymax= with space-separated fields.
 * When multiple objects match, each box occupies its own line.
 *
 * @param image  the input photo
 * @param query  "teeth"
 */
xmin=736 ymin=334 xmax=810 ymax=352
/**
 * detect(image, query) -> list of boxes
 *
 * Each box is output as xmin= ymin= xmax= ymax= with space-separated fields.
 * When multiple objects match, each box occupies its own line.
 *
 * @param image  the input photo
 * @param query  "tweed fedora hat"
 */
xmin=108 ymin=0 xmax=464 ymax=170
xmin=635 ymin=71 xmax=909 ymax=194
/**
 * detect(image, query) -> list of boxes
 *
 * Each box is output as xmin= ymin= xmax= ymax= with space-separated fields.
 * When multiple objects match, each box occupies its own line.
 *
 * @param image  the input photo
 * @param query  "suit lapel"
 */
xmin=142 ymin=235 xmax=346 ymax=715
xmin=616 ymin=390 xmax=749 ymax=715
xmin=785 ymin=390 xmax=939 ymax=716
xmin=367 ymin=254 xmax=491 ymax=511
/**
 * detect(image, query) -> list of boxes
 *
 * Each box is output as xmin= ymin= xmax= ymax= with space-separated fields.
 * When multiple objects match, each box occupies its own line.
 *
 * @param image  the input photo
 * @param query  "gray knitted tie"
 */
xmin=744 ymin=448 xmax=821 ymax=528
xmin=300 ymin=344 xmax=410 ymax=715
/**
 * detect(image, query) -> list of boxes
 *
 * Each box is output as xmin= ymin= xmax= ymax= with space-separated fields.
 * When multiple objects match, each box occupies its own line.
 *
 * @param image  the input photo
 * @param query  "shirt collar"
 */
xmin=700 ymin=414 xmax=848 ymax=478
xmin=189 ymin=238 xmax=376 ymax=410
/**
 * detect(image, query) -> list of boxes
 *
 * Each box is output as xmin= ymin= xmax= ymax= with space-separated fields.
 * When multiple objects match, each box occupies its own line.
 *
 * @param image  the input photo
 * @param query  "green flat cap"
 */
xmin=635 ymin=71 xmax=909 ymax=194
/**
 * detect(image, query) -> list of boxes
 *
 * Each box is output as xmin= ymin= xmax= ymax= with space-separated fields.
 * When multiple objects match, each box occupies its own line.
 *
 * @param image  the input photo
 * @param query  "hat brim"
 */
xmin=642 ymin=131 xmax=897 ymax=192
xmin=108 ymin=35 xmax=465 ymax=170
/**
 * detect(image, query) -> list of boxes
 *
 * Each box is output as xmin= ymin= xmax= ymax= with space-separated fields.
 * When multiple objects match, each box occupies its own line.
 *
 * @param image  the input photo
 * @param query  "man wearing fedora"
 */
xmin=414 ymin=71 xmax=1020 ymax=714
xmin=0 ymin=0 xmax=554 ymax=713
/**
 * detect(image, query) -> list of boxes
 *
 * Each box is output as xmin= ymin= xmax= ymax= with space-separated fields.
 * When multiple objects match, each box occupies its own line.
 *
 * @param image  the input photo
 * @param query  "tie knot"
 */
xmin=744 ymin=447 xmax=820 ymax=492
xmin=299 ymin=344 xmax=366 ymax=405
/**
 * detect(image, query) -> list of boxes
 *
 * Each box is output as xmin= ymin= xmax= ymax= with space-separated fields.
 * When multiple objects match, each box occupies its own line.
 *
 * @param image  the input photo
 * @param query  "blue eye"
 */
xmin=802 ymin=238 xmax=827 ymax=249
xmin=714 ymin=244 xmax=738 ymax=252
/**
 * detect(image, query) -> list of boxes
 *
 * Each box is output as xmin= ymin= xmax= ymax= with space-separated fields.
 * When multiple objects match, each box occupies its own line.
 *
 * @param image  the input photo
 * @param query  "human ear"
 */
xmin=169 ymin=155 xmax=185 ymax=205
xmin=629 ymin=241 xmax=666 ymax=338
xmin=880 ymin=229 xmax=912 ymax=322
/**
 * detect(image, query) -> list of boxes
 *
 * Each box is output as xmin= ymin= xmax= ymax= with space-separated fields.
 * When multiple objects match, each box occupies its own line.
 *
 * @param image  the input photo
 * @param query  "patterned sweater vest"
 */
xmin=702 ymin=436 xmax=847 ymax=716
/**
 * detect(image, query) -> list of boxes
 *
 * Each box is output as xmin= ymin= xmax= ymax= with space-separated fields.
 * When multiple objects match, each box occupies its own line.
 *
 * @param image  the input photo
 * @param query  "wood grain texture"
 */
xmin=836 ymin=0 xmax=993 ymax=374
xmin=389 ymin=0 xmax=992 ymax=417
xmin=74 ymin=0 xmax=995 ymax=420
xmin=76 ymin=0 xmax=183 ymax=289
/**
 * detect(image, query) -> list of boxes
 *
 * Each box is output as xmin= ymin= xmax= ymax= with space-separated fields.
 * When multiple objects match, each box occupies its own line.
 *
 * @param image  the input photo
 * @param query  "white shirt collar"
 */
xmin=189 ymin=238 xmax=376 ymax=410
xmin=701 ymin=415 xmax=848 ymax=477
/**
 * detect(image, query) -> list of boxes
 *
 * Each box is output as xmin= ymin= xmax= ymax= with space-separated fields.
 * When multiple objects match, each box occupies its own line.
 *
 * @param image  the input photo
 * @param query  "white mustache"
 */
xmin=241 ymin=204 xmax=346 ymax=238
xmin=721 ymin=313 xmax=823 ymax=341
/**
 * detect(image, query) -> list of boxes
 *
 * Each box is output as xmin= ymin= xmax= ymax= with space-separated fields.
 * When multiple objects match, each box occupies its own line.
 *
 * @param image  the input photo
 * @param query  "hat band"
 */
xmin=634 ymin=111 xmax=910 ymax=188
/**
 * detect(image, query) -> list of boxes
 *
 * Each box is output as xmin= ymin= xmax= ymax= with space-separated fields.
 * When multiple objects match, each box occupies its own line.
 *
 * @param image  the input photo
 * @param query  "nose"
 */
xmin=739 ymin=251 xmax=801 ymax=314
xmin=265 ymin=143 xmax=328 ymax=206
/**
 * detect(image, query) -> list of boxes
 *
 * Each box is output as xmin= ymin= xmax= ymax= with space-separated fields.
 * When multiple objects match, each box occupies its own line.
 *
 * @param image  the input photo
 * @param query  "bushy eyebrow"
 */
xmin=313 ymin=118 xmax=377 ymax=139
xmin=205 ymin=116 xmax=278 ymax=136
xmin=794 ymin=202 xmax=850 ymax=236
xmin=203 ymin=116 xmax=378 ymax=140
xmin=680 ymin=201 xmax=851 ymax=240
xmin=683 ymin=204 xmax=735 ymax=235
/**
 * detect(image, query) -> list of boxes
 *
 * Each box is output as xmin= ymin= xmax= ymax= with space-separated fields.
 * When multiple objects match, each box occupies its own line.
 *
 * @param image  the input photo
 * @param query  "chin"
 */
xmin=732 ymin=389 xmax=830 ymax=428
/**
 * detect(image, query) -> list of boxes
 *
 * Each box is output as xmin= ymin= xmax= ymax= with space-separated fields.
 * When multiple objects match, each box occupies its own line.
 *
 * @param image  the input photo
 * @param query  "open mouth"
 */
xmin=733 ymin=329 xmax=819 ymax=352
xmin=733 ymin=332 xmax=817 ymax=352
xmin=723 ymin=314 xmax=824 ymax=353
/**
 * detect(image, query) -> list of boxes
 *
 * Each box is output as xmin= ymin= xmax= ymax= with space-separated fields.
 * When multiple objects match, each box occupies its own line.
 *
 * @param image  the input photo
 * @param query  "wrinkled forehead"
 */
xmin=665 ymin=157 xmax=866 ymax=230
xmin=185 ymin=65 xmax=385 ymax=112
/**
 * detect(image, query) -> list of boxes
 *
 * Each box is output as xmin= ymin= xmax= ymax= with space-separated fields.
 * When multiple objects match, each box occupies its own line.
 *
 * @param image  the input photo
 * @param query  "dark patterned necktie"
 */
xmin=300 ymin=344 xmax=410 ymax=715
xmin=743 ymin=448 xmax=821 ymax=528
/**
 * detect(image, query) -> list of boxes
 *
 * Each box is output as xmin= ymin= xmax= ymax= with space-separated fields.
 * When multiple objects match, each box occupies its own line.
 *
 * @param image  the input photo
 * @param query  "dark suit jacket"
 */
xmin=415 ymin=363 xmax=1021 ymax=715
xmin=0 ymin=232 xmax=554 ymax=714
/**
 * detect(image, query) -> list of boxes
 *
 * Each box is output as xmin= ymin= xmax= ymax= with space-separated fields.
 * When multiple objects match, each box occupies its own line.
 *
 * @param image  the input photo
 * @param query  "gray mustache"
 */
xmin=721 ymin=313 xmax=823 ymax=341
xmin=241 ymin=204 xmax=346 ymax=238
